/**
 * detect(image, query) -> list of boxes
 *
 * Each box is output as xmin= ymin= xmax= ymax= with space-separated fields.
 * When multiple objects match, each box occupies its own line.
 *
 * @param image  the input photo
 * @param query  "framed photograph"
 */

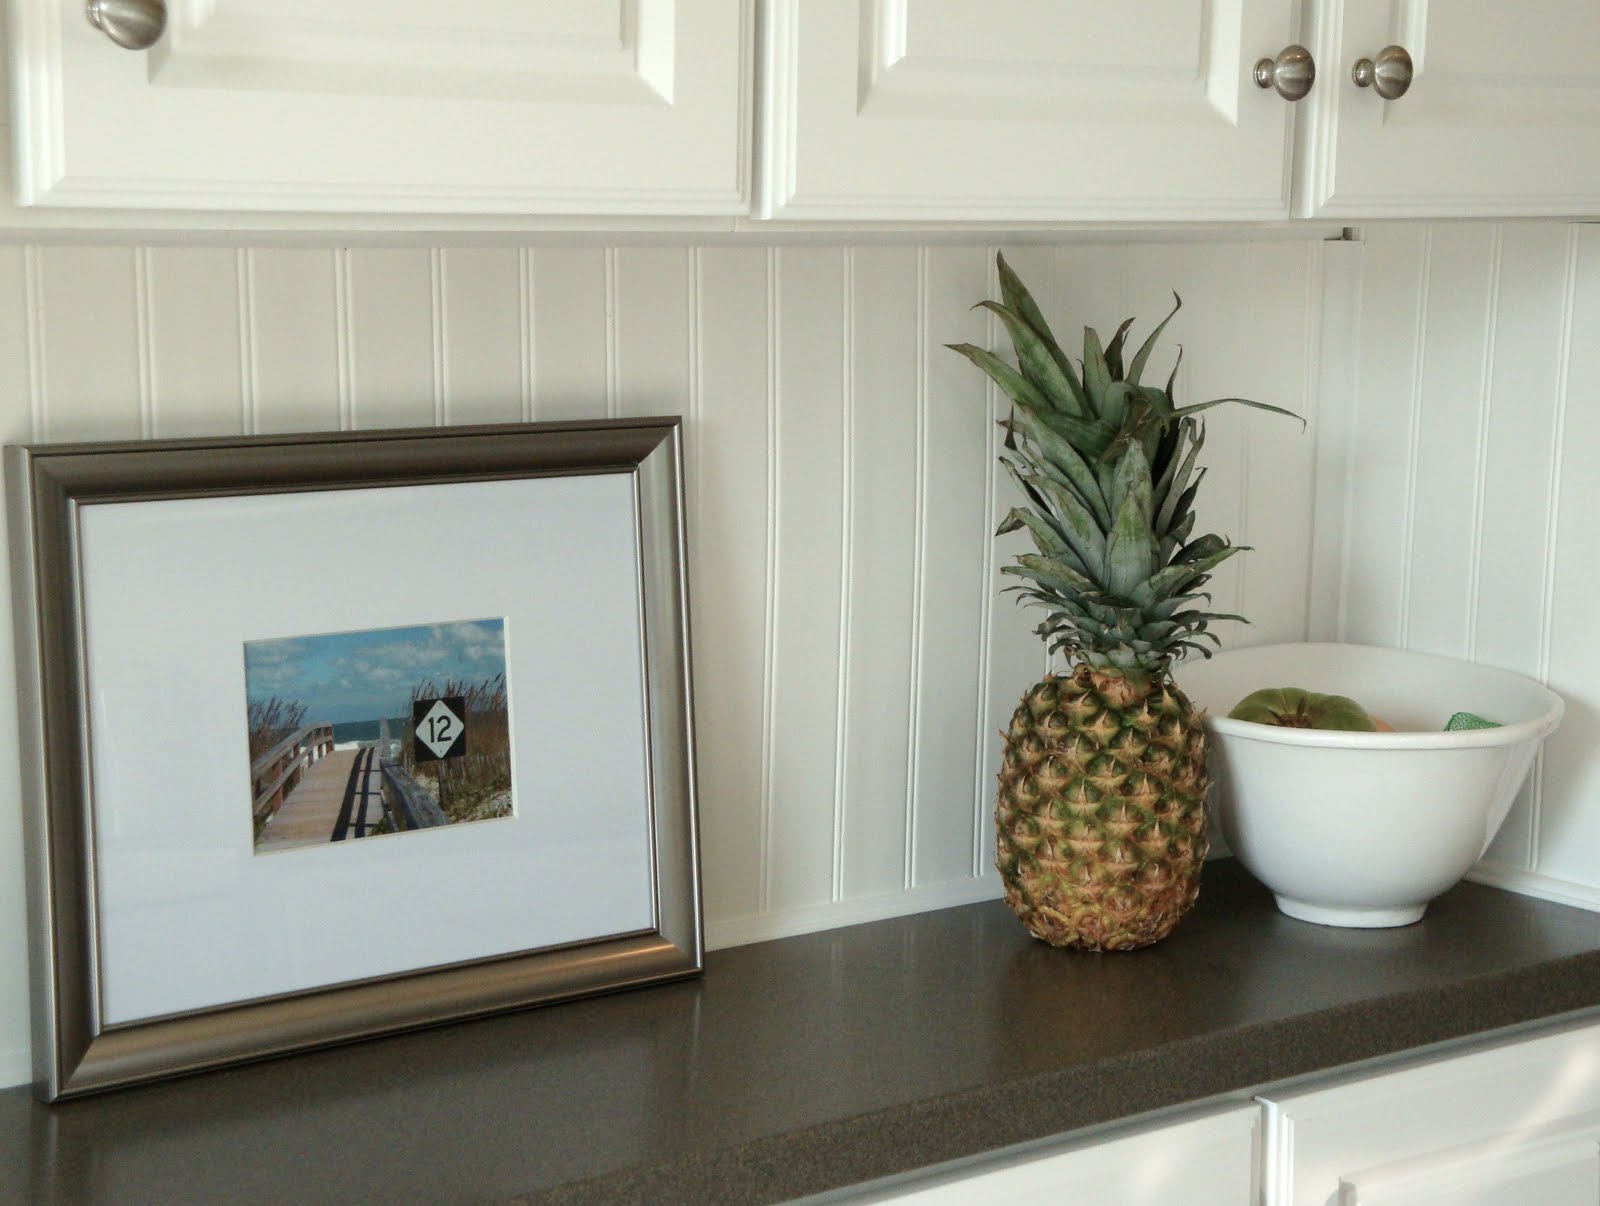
xmin=7 ymin=418 xmax=701 ymax=1100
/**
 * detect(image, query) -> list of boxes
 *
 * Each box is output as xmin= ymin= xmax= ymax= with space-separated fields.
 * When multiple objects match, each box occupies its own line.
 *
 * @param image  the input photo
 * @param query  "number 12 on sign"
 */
xmin=413 ymin=696 xmax=468 ymax=762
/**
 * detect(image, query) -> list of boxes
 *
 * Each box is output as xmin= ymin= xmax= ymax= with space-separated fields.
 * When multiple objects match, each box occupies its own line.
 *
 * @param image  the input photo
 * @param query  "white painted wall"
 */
xmin=0 ymin=238 xmax=1325 ymax=1089
xmin=1331 ymin=222 xmax=1600 ymax=912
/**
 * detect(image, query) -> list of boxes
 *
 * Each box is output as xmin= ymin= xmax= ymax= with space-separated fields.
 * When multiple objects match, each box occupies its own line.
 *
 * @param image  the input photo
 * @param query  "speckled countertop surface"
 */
xmin=5 ymin=857 xmax=1600 ymax=1205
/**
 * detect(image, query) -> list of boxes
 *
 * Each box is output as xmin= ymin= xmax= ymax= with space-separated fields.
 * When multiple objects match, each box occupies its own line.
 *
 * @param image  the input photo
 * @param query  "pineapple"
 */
xmin=950 ymin=253 xmax=1299 ymax=951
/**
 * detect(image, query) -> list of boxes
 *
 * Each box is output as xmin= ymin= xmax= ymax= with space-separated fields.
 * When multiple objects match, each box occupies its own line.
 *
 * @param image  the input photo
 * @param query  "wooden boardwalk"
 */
xmin=256 ymin=745 xmax=387 ymax=853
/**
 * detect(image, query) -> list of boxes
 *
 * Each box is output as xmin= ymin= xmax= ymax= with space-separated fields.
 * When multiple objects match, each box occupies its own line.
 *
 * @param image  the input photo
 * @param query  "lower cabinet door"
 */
xmin=851 ymin=1103 xmax=1259 ymax=1205
xmin=1341 ymin=1127 xmax=1600 ymax=1206
xmin=1259 ymin=1018 xmax=1600 ymax=1206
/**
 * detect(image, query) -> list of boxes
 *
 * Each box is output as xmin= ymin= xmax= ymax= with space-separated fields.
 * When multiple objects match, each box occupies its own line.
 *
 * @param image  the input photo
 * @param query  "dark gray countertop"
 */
xmin=5 ymin=858 xmax=1600 ymax=1205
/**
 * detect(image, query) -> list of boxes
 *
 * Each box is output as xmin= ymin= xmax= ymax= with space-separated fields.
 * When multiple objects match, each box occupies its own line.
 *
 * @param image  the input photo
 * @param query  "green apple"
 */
xmin=1228 ymin=687 xmax=1378 ymax=732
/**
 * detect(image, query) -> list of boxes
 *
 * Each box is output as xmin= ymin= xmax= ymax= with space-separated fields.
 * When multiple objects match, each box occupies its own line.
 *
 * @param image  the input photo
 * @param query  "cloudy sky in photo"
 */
xmin=244 ymin=618 xmax=507 ymax=723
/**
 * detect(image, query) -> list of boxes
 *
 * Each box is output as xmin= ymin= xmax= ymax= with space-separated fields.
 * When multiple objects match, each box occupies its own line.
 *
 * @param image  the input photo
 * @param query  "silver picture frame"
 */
xmin=7 ymin=418 xmax=702 ymax=1101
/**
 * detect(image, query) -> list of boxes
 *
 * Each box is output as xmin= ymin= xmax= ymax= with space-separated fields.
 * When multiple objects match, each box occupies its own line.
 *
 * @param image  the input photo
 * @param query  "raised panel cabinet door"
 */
xmin=1297 ymin=0 xmax=1600 ymax=216
xmin=757 ymin=0 xmax=1301 ymax=222
xmin=1340 ymin=1129 xmax=1600 ymax=1206
xmin=852 ymin=1103 xmax=1260 ymax=1204
xmin=1259 ymin=1019 xmax=1600 ymax=1206
xmin=9 ymin=0 xmax=750 ymax=214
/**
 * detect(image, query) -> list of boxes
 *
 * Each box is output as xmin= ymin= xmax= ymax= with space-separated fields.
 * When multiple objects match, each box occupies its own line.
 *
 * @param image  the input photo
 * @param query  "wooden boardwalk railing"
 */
xmin=379 ymin=758 xmax=448 ymax=831
xmin=251 ymin=722 xmax=336 ymax=821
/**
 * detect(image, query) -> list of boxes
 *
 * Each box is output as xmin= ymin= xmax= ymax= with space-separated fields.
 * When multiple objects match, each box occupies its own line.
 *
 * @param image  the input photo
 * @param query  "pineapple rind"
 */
xmin=997 ymin=667 xmax=1207 ymax=951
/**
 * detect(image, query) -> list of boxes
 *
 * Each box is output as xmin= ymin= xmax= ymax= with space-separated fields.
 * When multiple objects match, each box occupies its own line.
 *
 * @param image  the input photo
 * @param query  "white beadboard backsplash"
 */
xmin=18 ymin=223 xmax=1600 ymax=1081
xmin=0 ymin=238 xmax=1325 ymax=1087
xmin=12 ymin=222 xmax=1600 ymax=1090
xmin=1331 ymin=222 xmax=1600 ymax=911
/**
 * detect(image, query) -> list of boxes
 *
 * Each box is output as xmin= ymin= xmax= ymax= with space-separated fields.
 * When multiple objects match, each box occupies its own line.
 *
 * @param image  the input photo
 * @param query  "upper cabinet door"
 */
xmin=757 ymin=0 xmax=1300 ymax=222
xmin=10 ymin=1 xmax=750 ymax=214
xmin=1299 ymin=1 xmax=1600 ymax=217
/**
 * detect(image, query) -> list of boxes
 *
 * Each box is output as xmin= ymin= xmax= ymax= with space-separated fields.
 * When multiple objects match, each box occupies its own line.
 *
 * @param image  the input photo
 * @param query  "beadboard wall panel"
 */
xmin=615 ymin=247 xmax=693 ymax=422
xmin=1464 ymin=225 xmax=1569 ymax=873
xmin=1338 ymin=222 xmax=1596 ymax=901
xmin=248 ymin=249 xmax=343 ymax=434
xmin=767 ymin=247 xmax=848 ymax=915
xmin=439 ymin=248 xmax=527 ymax=427
xmin=1536 ymin=228 xmax=1600 ymax=891
xmin=914 ymin=245 xmax=991 ymax=890
xmin=1174 ymin=244 xmax=1253 ymax=630
xmin=690 ymin=247 xmax=769 ymax=926
xmin=349 ymin=249 xmax=438 ymax=429
xmin=531 ymin=247 xmax=611 ymax=423
xmin=841 ymin=246 xmax=919 ymax=902
xmin=35 ymin=246 xmax=143 ymax=441
xmin=0 ymin=237 xmax=1326 ymax=1090
xmin=147 ymin=247 xmax=248 ymax=439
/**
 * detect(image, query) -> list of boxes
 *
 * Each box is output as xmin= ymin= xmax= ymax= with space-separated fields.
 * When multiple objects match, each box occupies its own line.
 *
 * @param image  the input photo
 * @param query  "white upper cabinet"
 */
xmin=757 ymin=0 xmax=1301 ymax=222
xmin=8 ymin=0 xmax=1599 ymax=223
xmin=8 ymin=0 xmax=750 ymax=214
xmin=1297 ymin=1 xmax=1600 ymax=217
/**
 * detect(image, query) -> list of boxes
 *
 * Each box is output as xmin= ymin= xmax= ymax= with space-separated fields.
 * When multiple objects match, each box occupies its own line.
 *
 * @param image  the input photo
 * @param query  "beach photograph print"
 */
xmin=245 ymin=618 xmax=513 ymax=854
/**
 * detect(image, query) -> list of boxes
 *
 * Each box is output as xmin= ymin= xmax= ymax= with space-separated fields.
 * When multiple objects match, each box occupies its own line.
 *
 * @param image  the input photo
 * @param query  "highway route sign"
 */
xmin=413 ymin=696 xmax=467 ymax=761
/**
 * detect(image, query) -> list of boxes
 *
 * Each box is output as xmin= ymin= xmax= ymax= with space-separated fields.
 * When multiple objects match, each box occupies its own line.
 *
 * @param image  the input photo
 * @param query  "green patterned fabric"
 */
xmin=1445 ymin=711 xmax=1500 ymax=731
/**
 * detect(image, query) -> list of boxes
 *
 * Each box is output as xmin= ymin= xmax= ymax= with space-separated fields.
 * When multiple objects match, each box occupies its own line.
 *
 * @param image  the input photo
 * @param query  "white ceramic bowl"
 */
xmin=1173 ymin=643 xmax=1563 ymax=928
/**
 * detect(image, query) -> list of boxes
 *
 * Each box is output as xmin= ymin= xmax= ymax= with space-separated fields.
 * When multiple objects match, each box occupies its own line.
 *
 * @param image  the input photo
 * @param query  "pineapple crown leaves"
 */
xmin=949 ymin=251 xmax=1303 ymax=679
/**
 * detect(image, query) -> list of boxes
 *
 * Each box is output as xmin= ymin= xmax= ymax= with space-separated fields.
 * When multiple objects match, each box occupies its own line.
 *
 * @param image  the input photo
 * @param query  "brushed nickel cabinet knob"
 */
xmin=1253 ymin=45 xmax=1316 ymax=102
xmin=86 ymin=0 xmax=167 ymax=51
xmin=1353 ymin=45 xmax=1414 ymax=100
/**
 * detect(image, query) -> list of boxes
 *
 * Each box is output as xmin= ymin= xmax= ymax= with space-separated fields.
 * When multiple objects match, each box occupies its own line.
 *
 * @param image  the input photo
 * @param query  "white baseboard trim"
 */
xmin=0 ymin=1046 xmax=30 ymax=1092
xmin=706 ymin=874 xmax=1005 ymax=952
xmin=1467 ymin=861 xmax=1600 ymax=912
xmin=708 ymin=847 xmax=1239 ymax=952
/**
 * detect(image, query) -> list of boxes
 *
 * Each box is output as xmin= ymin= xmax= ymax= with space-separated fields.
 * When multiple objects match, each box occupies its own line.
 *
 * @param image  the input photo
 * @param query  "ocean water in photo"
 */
xmin=330 ymin=717 xmax=406 ymax=746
